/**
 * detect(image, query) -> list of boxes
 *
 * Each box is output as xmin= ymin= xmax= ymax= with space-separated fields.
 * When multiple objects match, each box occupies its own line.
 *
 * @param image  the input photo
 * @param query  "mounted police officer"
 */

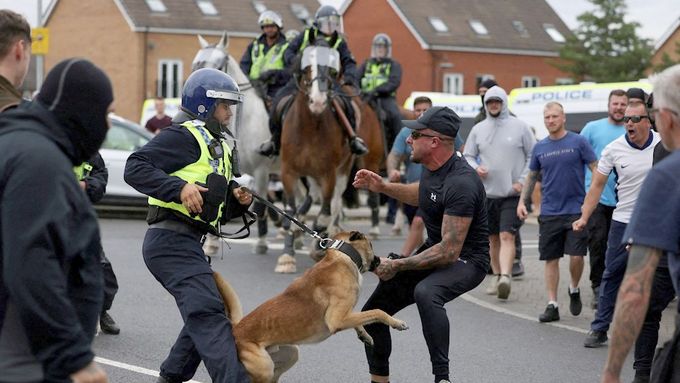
xmin=359 ymin=33 xmax=403 ymax=149
xmin=239 ymin=10 xmax=289 ymax=109
xmin=124 ymin=68 xmax=253 ymax=383
xmin=256 ymin=4 xmax=368 ymax=157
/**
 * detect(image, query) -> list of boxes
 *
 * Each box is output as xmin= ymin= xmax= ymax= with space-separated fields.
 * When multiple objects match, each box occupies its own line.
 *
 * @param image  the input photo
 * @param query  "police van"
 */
xmin=139 ymin=97 xmax=181 ymax=127
xmin=404 ymin=81 xmax=652 ymax=141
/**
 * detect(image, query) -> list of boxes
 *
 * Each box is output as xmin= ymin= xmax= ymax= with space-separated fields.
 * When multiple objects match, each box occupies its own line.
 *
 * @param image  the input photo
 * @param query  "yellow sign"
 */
xmin=31 ymin=28 xmax=49 ymax=55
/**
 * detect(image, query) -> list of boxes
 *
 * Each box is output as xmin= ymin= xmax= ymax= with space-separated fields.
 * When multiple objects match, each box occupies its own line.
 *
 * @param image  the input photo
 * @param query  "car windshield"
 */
xmin=103 ymin=118 xmax=152 ymax=151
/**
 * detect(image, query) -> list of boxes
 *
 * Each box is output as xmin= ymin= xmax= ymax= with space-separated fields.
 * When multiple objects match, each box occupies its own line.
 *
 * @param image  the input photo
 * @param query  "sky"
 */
xmin=1 ymin=0 xmax=678 ymax=44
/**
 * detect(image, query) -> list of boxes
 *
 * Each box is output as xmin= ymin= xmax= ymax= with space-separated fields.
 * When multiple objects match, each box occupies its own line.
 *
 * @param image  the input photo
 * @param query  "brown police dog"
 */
xmin=213 ymin=230 xmax=409 ymax=383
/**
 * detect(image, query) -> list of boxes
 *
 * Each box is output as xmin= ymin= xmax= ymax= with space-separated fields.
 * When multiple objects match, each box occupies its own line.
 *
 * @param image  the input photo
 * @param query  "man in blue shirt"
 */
xmin=517 ymin=101 xmax=597 ymax=322
xmin=580 ymin=89 xmax=628 ymax=308
xmin=601 ymin=65 xmax=680 ymax=383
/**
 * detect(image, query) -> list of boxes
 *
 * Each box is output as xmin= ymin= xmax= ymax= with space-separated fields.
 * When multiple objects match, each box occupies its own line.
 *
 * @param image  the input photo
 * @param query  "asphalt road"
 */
xmin=95 ymin=217 xmax=636 ymax=383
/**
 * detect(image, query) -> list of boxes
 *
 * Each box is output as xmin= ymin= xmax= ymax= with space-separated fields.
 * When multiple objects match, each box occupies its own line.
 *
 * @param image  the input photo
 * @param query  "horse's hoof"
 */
xmin=294 ymin=236 xmax=304 ymax=250
xmin=276 ymin=227 xmax=286 ymax=240
xmin=275 ymin=254 xmax=297 ymax=273
xmin=254 ymin=244 xmax=268 ymax=255
xmin=369 ymin=226 xmax=380 ymax=240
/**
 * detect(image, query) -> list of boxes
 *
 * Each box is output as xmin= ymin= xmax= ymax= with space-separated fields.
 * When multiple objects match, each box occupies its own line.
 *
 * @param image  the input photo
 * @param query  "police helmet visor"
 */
xmin=317 ymin=14 xmax=343 ymax=35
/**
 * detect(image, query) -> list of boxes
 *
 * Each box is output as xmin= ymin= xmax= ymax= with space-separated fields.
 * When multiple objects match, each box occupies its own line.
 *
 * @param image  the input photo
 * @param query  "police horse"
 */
xmin=192 ymin=33 xmax=280 ymax=255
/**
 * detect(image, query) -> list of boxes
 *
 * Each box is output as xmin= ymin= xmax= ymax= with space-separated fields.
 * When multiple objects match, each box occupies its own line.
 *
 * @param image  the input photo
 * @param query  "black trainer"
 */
xmin=632 ymin=374 xmax=650 ymax=383
xmin=511 ymin=260 xmax=525 ymax=278
xmin=349 ymin=136 xmax=368 ymax=155
xmin=569 ymin=288 xmax=583 ymax=316
xmin=100 ymin=311 xmax=120 ymax=335
xmin=257 ymin=140 xmax=278 ymax=157
xmin=539 ymin=304 xmax=560 ymax=322
xmin=157 ymin=375 xmax=182 ymax=383
xmin=584 ymin=330 xmax=608 ymax=348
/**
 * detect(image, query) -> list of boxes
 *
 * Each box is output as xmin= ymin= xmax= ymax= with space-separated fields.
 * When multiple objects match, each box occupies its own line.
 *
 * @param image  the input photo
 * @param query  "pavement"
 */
xmin=329 ymin=203 xmax=676 ymax=345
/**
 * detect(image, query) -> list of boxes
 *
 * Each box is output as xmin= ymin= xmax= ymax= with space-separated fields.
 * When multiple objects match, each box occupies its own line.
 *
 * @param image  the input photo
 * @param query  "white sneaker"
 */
xmin=497 ymin=274 xmax=511 ymax=300
xmin=485 ymin=275 xmax=499 ymax=295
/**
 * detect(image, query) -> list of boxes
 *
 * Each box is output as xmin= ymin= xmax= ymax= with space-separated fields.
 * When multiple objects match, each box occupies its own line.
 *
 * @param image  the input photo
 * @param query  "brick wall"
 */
xmin=651 ymin=27 xmax=680 ymax=69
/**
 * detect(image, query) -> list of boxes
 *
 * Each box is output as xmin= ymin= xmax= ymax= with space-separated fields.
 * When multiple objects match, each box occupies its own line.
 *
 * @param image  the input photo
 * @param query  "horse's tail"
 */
xmin=212 ymin=272 xmax=243 ymax=325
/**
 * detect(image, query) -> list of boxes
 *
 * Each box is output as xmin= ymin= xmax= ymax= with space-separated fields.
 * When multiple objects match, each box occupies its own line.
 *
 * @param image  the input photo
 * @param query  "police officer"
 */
xmin=359 ymin=33 xmax=402 ymax=149
xmin=239 ymin=10 xmax=289 ymax=107
xmin=74 ymin=153 xmax=121 ymax=335
xmin=124 ymin=68 xmax=253 ymax=383
xmin=256 ymin=5 xmax=368 ymax=157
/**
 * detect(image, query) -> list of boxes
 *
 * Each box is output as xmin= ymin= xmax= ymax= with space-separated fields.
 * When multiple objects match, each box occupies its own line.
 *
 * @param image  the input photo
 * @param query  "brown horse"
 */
xmin=275 ymin=45 xmax=355 ymax=273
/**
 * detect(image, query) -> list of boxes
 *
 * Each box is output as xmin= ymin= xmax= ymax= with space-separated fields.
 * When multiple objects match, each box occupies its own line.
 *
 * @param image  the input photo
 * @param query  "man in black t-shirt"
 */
xmin=353 ymin=106 xmax=489 ymax=383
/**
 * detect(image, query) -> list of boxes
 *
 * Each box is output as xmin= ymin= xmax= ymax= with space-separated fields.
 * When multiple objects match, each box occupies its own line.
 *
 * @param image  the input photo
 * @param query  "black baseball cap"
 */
xmin=402 ymin=106 xmax=461 ymax=138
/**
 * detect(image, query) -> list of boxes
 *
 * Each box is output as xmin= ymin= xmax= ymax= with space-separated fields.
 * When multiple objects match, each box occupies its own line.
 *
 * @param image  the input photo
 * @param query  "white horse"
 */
xmin=192 ymin=33 xmax=278 ymax=255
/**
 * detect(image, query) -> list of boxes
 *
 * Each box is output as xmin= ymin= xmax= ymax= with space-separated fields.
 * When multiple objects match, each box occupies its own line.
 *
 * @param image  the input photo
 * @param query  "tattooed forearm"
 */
xmin=603 ymin=245 xmax=661 ymax=379
xmin=520 ymin=171 xmax=538 ymax=204
xmin=396 ymin=215 xmax=471 ymax=270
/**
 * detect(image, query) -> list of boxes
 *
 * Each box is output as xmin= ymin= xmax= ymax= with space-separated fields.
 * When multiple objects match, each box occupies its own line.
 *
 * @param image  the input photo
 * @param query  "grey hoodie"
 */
xmin=463 ymin=86 xmax=535 ymax=198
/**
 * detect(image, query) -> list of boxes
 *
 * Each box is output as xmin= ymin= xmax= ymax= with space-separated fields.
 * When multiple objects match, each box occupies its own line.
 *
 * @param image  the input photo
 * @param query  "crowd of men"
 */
xmin=1 ymin=4 xmax=680 ymax=383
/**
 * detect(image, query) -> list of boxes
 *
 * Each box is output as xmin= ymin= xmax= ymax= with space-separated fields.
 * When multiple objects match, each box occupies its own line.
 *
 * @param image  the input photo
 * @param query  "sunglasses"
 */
xmin=622 ymin=115 xmax=649 ymax=123
xmin=410 ymin=131 xmax=451 ymax=140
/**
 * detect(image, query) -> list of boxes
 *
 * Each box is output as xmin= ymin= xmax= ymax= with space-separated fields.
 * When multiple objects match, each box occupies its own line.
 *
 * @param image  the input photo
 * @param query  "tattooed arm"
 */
xmin=601 ymin=245 xmax=661 ymax=383
xmin=517 ymin=170 xmax=538 ymax=220
xmin=374 ymin=214 xmax=471 ymax=280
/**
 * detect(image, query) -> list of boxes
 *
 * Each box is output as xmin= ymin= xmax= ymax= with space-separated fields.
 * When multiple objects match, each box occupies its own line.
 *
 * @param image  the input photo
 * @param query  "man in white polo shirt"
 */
xmin=572 ymin=100 xmax=659 ymax=349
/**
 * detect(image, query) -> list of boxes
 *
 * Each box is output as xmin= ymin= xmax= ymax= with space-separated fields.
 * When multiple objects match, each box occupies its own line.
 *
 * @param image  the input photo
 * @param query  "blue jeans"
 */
xmin=591 ymin=220 xmax=628 ymax=332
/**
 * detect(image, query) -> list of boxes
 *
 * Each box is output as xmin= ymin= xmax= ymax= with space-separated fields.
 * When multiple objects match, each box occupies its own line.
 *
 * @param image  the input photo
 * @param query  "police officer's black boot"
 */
xmin=100 ymin=311 xmax=120 ymax=335
xmin=156 ymin=375 xmax=182 ymax=383
xmin=349 ymin=136 xmax=368 ymax=155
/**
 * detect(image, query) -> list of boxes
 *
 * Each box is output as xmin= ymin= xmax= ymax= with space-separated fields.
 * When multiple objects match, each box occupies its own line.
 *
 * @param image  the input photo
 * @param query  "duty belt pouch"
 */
xmin=650 ymin=315 xmax=680 ymax=382
xmin=198 ymin=173 xmax=228 ymax=223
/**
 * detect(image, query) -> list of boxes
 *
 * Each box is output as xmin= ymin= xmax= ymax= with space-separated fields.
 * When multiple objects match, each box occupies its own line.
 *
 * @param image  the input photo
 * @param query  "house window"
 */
xmin=475 ymin=74 xmax=495 ymax=90
xmin=291 ymin=4 xmax=311 ymax=25
xmin=512 ymin=20 xmax=529 ymax=37
xmin=145 ymin=0 xmax=167 ymax=12
xmin=196 ymin=0 xmax=218 ymax=16
xmin=468 ymin=19 xmax=489 ymax=36
xmin=556 ymin=77 xmax=575 ymax=85
xmin=543 ymin=24 xmax=566 ymax=43
xmin=443 ymin=73 xmax=463 ymax=95
xmin=158 ymin=60 xmax=183 ymax=98
xmin=522 ymin=76 xmax=540 ymax=88
xmin=252 ymin=0 xmax=267 ymax=14
xmin=428 ymin=17 xmax=449 ymax=33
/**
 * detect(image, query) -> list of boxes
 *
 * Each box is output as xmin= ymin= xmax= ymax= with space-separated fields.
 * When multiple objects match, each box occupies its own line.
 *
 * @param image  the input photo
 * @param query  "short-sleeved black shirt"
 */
xmin=418 ymin=152 xmax=490 ymax=272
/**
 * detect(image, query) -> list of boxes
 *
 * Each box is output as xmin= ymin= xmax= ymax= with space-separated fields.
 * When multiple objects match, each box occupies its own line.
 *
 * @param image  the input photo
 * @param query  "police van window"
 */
xmin=196 ymin=0 xmax=218 ymax=16
xmin=145 ymin=0 xmax=167 ymax=13
xmin=556 ymin=78 xmax=575 ymax=85
xmin=429 ymin=17 xmax=449 ymax=33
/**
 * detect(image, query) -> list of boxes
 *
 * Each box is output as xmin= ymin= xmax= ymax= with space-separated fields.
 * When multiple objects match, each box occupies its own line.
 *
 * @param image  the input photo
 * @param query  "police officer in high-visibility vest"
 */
xmin=257 ymin=5 xmax=368 ymax=157
xmin=124 ymin=68 xmax=253 ymax=383
xmin=239 ymin=10 xmax=290 ymax=108
xmin=74 ymin=153 xmax=121 ymax=336
xmin=359 ymin=33 xmax=403 ymax=150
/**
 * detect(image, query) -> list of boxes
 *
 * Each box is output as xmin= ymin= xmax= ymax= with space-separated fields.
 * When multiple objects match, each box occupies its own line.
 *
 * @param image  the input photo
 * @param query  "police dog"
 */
xmin=213 ymin=231 xmax=409 ymax=383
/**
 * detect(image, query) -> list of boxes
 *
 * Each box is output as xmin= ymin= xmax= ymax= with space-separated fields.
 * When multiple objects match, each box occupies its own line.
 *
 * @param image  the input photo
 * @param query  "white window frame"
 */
xmin=196 ymin=0 xmax=218 ymax=16
xmin=469 ymin=19 xmax=489 ymax=36
xmin=157 ymin=59 xmax=183 ymax=98
xmin=252 ymin=1 xmax=267 ymax=14
xmin=442 ymin=73 xmax=464 ymax=95
xmin=543 ymin=24 xmax=566 ymax=43
xmin=428 ymin=17 xmax=449 ymax=33
xmin=145 ymin=0 xmax=167 ymax=12
xmin=475 ymin=74 xmax=495 ymax=89
xmin=521 ymin=76 xmax=540 ymax=88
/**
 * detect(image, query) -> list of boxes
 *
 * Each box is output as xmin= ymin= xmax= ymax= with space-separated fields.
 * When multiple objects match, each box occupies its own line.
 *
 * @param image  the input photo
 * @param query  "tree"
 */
xmin=653 ymin=41 xmax=680 ymax=73
xmin=553 ymin=0 xmax=653 ymax=82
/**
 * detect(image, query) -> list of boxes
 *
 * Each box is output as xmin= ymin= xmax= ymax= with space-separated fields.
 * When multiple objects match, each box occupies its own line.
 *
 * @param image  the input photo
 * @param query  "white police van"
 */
xmin=139 ymin=98 xmax=181 ymax=127
xmin=404 ymin=81 xmax=652 ymax=141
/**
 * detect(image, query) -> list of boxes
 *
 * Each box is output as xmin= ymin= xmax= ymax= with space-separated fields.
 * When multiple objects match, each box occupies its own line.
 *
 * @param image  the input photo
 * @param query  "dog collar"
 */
xmin=325 ymin=239 xmax=366 ymax=272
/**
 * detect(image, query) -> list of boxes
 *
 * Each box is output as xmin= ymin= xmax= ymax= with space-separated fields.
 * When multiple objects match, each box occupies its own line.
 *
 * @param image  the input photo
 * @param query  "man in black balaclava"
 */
xmin=473 ymin=78 xmax=498 ymax=124
xmin=0 ymin=58 xmax=112 ymax=383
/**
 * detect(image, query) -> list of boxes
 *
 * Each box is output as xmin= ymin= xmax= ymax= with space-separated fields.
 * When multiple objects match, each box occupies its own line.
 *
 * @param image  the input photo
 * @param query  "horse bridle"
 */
xmin=223 ymin=54 xmax=254 ymax=92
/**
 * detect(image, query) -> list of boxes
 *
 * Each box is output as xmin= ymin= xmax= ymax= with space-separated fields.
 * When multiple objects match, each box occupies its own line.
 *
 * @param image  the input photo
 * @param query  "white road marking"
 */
xmin=95 ymin=357 xmax=204 ymax=383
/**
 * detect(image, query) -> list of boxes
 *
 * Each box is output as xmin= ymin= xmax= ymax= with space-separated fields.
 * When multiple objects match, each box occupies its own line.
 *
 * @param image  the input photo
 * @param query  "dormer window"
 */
xmin=252 ymin=1 xmax=267 ymax=14
xmin=291 ymin=4 xmax=311 ymax=25
xmin=428 ymin=17 xmax=448 ymax=33
xmin=544 ymin=24 xmax=566 ymax=42
xmin=513 ymin=20 xmax=529 ymax=37
xmin=145 ymin=0 xmax=167 ymax=13
xmin=196 ymin=0 xmax=218 ymax=16
xmin=469 ymin=19 xmax=489 ymax=36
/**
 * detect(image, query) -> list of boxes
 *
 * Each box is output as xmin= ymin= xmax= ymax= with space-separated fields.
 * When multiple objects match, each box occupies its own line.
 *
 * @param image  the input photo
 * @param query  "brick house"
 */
xmin=651 ymin=16 xmax=680 ymax=70
xmin=341 ymin=0 xmax=573 ymax=104
xmin=42 ymin=0 xmax=319 ymax=121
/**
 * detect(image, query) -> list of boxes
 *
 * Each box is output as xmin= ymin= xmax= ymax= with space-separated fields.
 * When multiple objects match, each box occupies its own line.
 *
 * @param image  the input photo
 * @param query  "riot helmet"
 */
xmin=371 ymin=33 xmax=392 ymax=59
xmin=314 ymin=5 xmax=343 ymax=35
xmin=258 ymin=10 xmax=283 ymax=29
xmin=181 ymin=68 xmax=244 ymax=135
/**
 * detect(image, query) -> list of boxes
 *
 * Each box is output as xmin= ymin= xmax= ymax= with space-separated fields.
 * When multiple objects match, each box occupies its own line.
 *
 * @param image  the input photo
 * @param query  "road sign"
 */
xmin=31 ymin=28 xmax=49 ymax=55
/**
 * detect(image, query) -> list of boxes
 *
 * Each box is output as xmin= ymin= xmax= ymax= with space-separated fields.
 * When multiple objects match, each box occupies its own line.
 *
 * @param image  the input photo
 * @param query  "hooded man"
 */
xmin=0 ymin=58 xmax=112 ymax=383
xmin=463 ymin=85 xmax=535 ymax=300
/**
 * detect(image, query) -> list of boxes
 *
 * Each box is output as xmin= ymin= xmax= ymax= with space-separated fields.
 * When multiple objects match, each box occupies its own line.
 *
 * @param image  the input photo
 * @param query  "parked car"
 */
xmin=97 ymin=114 xmax=153 ymax=209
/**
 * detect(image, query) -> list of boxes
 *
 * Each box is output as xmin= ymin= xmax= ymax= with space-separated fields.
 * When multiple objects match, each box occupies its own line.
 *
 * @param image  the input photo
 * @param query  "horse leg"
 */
xmin=368 ymin=191 xmax=381 ymax=239
xmin=252 ymin=201 xmax=268 ymax=255
xmin=329 ymin=173 xmax=349 ymax=236
xmin=276 ymin=171 xmax=298 ymax=274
